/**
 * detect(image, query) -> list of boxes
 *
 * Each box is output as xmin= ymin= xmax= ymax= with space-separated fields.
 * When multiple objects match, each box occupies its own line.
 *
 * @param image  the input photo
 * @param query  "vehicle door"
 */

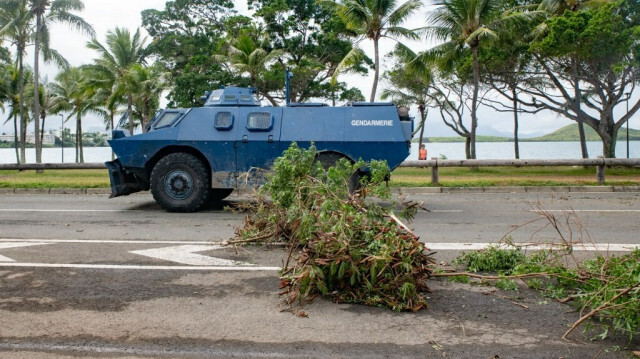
xmin=235 ymin=107 xmax=283 ymax=188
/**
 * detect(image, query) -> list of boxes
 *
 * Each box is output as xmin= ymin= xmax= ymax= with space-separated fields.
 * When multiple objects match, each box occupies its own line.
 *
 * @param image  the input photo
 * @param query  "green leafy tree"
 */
xmin=319 ymin=0 xmax=421 ymax=102
xmin=87 ymin=27 xmax=149 ymax=134
xmin=29 ymin=0 xmax=94 ymax=164
xmin=248 ymin=0 xmax=368 ymax=103
xmin=141 ymin=0 xmax=238 ymax=107
xmin=524 ymin=2 xmax=640 ymax=157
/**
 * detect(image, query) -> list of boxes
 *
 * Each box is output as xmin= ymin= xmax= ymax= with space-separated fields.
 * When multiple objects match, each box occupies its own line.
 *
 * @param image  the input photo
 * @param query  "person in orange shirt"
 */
xmin=419 ymin=144 xmax=427 ymax=160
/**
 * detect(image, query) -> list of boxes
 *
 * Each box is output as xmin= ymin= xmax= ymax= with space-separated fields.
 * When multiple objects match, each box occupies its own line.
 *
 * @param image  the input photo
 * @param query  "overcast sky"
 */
xmin=0 ymin=0 xmax=635 ymax=138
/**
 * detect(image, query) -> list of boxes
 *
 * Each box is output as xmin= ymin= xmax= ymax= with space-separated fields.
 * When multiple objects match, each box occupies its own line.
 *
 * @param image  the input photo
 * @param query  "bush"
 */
xmin=233 ymin=143 xmax=434 ymax=311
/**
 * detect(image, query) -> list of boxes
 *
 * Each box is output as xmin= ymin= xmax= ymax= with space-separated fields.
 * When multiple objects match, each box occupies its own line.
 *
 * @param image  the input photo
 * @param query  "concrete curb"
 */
xmin=393 ymin=185 xmax=640 ymax=195
xmin=1 ymin=186 xmax=639 ymax=195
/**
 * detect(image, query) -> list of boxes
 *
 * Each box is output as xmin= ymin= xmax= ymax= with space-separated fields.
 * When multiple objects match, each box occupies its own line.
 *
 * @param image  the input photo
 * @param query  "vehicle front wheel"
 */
xmin=150 ymin=153 xmax=211 ymax=212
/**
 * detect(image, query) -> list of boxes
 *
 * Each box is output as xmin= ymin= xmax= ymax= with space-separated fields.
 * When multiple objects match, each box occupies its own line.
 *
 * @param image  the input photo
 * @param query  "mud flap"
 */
xmin=105 ymin=160 xmax=146 ymax=198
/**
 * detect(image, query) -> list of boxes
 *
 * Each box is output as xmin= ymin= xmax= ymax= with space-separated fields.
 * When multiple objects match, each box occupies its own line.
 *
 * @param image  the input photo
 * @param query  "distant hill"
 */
xmin=421 ymin=124 xmax=640 ymax=142
xmin=525 ymin=124 xmax=640 ymax=142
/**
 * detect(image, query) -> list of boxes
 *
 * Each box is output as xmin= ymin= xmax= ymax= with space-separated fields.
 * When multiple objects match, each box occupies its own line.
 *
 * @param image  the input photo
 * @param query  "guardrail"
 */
xmin=2 ymin=157 xmax=640 ymax=185
xmin=399 ymin=156 xmax=640 ymax=185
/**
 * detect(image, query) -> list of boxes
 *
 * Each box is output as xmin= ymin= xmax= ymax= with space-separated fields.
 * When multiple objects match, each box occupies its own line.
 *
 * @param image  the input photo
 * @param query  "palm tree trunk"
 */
xmin=40 ymin=115 xmax=46 ymax=151
xmin=17 ymin=46 xmax=26 ymax=164
xmin=572 ymin=58 xmax=588 ymax=159
xmin=78 ymin=114 xmax=84 ymax=163
xmin=33 ymin=11 xmax=42 ymax=165
xmin=369 ymin=38 xmax=380 ymax=102
xmin=110 ymin=111 xmax=115 ymax=160
xmin=13 ymin=114 xmax=19 ymax=164
xmin=470 ymin=46 xmax=480 ymax=160
xmin=512 ymin=87 xmax=519 ymax=160
xmin=127 ymin=93 xmax=134 ymax=134
xmin=75 ymin=129 xmax=78 ymax=163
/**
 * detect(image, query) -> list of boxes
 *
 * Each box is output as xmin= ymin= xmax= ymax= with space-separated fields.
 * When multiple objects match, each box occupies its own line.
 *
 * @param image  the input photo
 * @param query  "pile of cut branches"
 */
xmin=232 ymin=143 xmax=434 ymax=311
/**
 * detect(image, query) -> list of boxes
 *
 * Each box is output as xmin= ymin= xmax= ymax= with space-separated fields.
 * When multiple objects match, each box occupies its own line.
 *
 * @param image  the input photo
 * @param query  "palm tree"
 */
xmin=86 ymin=27 xmax=149 ymax=134
xmin=30 ymin=0 xmax=94 ymax=164
xmin=128 ymin=64 xmax=169 ymax=132
xmin=50 ymin=67 xmax=102 ymax=163
xmin=215 ymin=34 xmax=283 ymax=105
xmin=320 ymin=0 xmax=421 ymax=102
xmin=0 ymin=64 xmax=22 ymax=163
xmin=26 ymin=79 xmax=61 ymax=148
xmin=381 ymin=44 xmax=434 ymax=151
xmin=425 ymin=0 xmax=503 ymax=159
xmin=0 ymin=0 xmax=32 ymax=163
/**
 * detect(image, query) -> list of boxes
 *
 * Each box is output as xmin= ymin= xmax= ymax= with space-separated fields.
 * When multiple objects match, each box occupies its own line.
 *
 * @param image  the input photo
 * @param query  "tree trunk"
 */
xmin=75 ymin=119 xmax=79 ymax=163
xmin=369 ymin=37 xmax=380 ymax=102
xmin=418 ymin=105 xmax=426 ymax=150
xmin=572 ymin=58 xmax=588 ymax=159
xmin=78 ymin=114 xmax=84 ymax=163
xmin=18 ymin=46 xmax=26 ymax=164
xmin=512 ymin=87 xmax=519 ymax=160
xmin=110 ymin=111 xmax=115 ymax=160
xmin=465 ymin=136 xmax=471 ymax=159
xmin=470 ymin=46 xmax=480 ymax=160
xmin=13 ymin=114 xmax=19 ymax=164
xmin=33 ymin=12 xmax=42 ymax=165
xmin=39 ymin=115 xmax=46 ymax=151
xmin=127 ymin=93 xmax=134 ymax=134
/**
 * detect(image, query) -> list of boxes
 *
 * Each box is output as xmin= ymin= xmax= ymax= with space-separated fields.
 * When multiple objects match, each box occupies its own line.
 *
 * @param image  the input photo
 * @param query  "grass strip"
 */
xmin=1 ymin=166 xmax=639 ymax=189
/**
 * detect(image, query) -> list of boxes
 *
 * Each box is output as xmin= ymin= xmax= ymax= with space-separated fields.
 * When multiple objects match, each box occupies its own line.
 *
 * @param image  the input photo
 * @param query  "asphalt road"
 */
xmin=0 ymin=190 xmax=639 ymax=358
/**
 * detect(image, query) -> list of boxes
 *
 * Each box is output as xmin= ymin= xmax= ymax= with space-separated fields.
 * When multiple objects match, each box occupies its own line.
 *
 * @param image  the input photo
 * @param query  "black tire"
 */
xmin=150 ymin=153 xmax=211 ymax=212
xmin=348 ymin=170 xmax=363 ymax=194
xmin=210 ymin=188 xmax=234 ymax=202
xmin=315 ymin=152 xmax=363 ymax=194
xmin=315 ymin=152 xmax=345 ymax=171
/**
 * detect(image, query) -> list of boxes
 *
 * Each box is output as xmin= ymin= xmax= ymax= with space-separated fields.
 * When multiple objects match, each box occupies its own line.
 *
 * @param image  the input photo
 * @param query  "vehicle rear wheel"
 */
xmin=315 ymin=152 xmax=363 ymax=194
xmin=315 ymin=152 xmax=346 ymax=171
xmin=150 ymin=152 xmax=210 ymax=212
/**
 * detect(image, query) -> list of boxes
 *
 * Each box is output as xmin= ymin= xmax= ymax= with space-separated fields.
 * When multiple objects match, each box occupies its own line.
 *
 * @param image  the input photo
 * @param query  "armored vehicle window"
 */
xmin=215 ymin=112 xmax=233 ymax=130
xmin=224 ymin=95 xmax=237 ymax=101
xmin=240 ymin=95 xmax=253 ymax=102
xmin=153 ymin=112 xmax=181 ymax=129
xmin=246 ymin=112 xmax=273 ymax=131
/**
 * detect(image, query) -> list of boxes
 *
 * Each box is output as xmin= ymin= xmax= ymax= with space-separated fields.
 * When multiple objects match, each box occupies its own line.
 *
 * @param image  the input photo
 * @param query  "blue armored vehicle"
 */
xmin=106 ymin=86 xmax=412 ymax=212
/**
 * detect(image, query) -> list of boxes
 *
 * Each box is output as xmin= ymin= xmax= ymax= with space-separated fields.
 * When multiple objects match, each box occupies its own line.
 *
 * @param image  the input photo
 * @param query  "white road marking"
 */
xmin=0 ymin=238 xmax=225 ymax=245
xmin=531 ymin=209 xmax=640 ymax=213
xmin=130 ymin=245 xmax=252 ymax=266
xmin=0 ymin=263 xmax=280 ymax=271
xmin=0 ymin=209 xmax=128 ymax=212
xmin=424 ymin=242 xmax=638 ymax=252
xmin=0 ymin=242 xmax=51 ymax=262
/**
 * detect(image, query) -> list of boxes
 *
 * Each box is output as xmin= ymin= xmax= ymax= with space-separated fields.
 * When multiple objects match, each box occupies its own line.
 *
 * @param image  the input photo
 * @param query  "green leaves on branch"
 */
xmin=233 ymin=143 xmax=434 ymax=312
xmin=452 ymin=244 xmax=640 ymax=340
